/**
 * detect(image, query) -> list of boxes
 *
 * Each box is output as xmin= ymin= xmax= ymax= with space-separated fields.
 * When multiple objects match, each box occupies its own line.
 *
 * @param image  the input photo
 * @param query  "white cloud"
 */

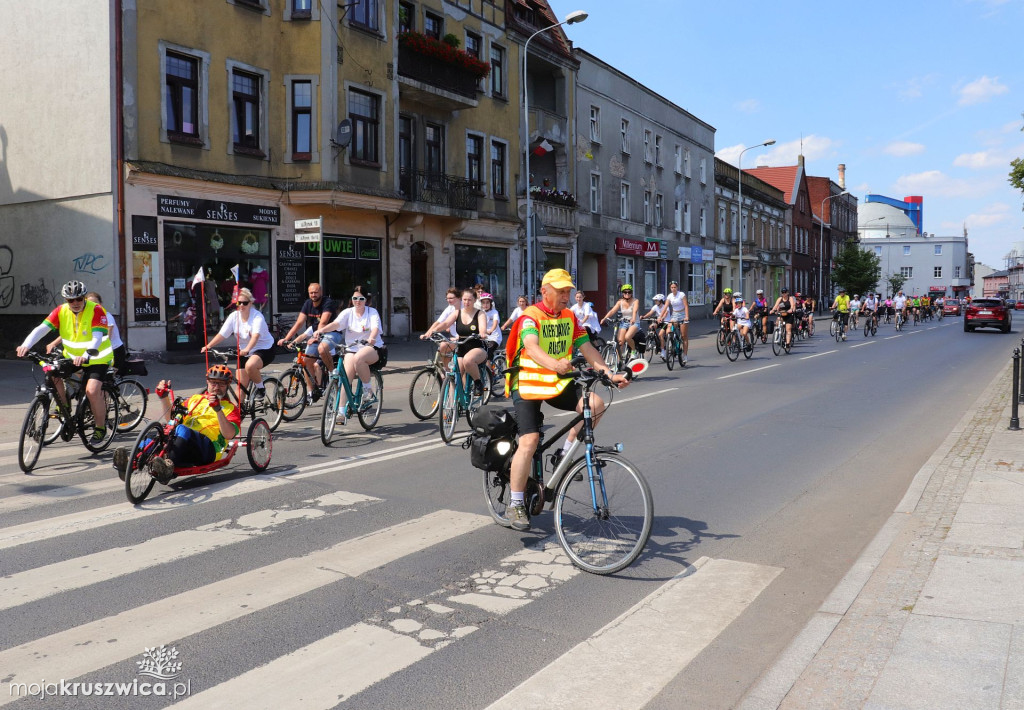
xmin=891 ymin=170 xmax=999 ymax=199
xmin=954 ymin=144 xmax=1024 ymax=169
xmin=884 ymin=141 xmax=926 ymax=157
xmin=1001 ymin=119 xmax=1023 ymax=134
xmin=958 ymin=76 xmax=1009 ymax=106
xmin=761 ymin=135 xmax=838 ymax=166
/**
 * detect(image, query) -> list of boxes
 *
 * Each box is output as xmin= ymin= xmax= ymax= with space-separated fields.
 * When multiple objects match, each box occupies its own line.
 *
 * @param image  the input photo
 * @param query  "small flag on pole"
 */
xmin=230 ymin=264 xmax=240 ymax=283
xmin=191 ymin=265 xmax=205 ymax=288
xmin=532 ymin=139 xmax=553 ymax=157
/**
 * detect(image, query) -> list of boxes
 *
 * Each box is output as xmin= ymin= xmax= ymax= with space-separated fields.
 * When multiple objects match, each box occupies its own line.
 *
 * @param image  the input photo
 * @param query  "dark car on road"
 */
xmin=964 ymin=298 xmax=1012 ymax=333
xmin=943 ymin=298 xmax=961 ymax=316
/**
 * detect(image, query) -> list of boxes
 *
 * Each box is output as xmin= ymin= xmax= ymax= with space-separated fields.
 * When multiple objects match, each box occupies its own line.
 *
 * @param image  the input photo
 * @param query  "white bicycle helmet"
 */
xmin=61 ymin=280 xmax=87 ymax=299
xmin=653 ymin=293 xmax=665 ymax=301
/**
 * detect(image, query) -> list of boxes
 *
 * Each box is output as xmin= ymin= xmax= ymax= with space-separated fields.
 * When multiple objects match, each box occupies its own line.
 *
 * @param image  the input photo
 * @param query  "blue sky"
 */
xmin=549 ymin=0 xmax=1024 ymax=269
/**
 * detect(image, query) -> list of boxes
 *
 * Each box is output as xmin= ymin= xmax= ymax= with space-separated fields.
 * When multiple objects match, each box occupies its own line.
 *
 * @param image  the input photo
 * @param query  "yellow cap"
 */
xmin=541 ymin=268 xmax=575 ymax=289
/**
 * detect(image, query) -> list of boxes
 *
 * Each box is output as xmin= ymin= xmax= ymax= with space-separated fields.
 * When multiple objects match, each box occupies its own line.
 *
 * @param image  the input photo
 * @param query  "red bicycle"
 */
xmin=123 ymin=383 xmax=272 ymax=504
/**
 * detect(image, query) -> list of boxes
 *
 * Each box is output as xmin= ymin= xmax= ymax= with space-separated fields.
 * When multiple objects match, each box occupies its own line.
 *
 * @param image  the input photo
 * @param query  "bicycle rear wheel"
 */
xmin=125 ymin=421 xmax=164 ymax=504
xmin=439 ymin=377 xmax=458 ymax=443
xmin=555 ymin=453 xmax=653 ymax=575
xmin=320 ymin=379 xmax=340 ymax=445
xmin=357 ymin=370 xmax=384 ymax=430
xmin=115 ymin=378 xmax=148 ymax=433
xmin=489 ymin=353 xmax=507 ymax=397
xmin=278 ymin=369 xmax=307 ymax=422
xmin=18 ymin=396 xmax=48 ymax=472
xmin=408 ymin=368 xmax=443 ymax=420
xmin=78 ymin=386 xmax=119 ymax=453
xmin=665 ymin=337 xmax=675 ymax=371
xmin=483 ymin=467 xmax=512 ymax=527
xmin=258 ymin=377 xmax=285 ymax=431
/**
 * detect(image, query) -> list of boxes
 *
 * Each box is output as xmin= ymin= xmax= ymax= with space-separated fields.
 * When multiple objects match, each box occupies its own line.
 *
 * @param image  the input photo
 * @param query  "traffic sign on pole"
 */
xmin=294 ymin=218 xmax=321 ymax=230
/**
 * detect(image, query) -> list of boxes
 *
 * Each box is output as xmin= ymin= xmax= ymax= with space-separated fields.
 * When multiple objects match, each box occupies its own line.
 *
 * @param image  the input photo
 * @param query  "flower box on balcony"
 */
xmin=398 ymin=32 xmax=491 ymax=80
xmin=529 ymin=186 xmax=577 ymax=208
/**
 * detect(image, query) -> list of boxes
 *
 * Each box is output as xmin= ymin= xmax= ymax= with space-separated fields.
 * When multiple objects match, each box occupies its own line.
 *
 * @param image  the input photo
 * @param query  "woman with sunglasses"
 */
xmin=317 ymin=288 xmax=385 ymax=406
xmin=421 ymin=289 xmax=488 ymax=395
xmin=601 ymin=284 xmax=640 ymax=357
xmin=203 ymin=287 xmax=275 ymax=394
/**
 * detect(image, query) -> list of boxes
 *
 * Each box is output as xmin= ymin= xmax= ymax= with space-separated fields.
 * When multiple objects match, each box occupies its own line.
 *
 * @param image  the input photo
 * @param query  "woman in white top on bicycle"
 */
xmin=602 ymin=284 xmax=640 ymax=354
xmin=316 ymin=287 xmax=384 ymax=400
xmin=202 ymin=287 xmax=275 ymax=392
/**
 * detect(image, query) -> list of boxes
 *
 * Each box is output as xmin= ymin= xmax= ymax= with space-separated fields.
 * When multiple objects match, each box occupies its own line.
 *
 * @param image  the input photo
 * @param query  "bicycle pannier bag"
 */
xmin=124 ymin=359 xmax=149 ymax=376
xmin=467 ymin=404 xmax=518 ymax=471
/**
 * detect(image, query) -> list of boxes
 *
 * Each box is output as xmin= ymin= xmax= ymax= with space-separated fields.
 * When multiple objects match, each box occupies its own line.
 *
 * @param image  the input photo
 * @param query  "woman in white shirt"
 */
xmin=479 ymin=293 xmax=502 ymax=358
xmin=660 ymin=280 xmax=690 ymax=364
xmin=501 ymin=295 xmax=529 ymax=331
xmin=571 ymin=291 xmax=602 ymax=344
xmin=202 ymin=287 xmax=275 ymax=391
xmin=317 ymin=288 xmax=384 ymax=401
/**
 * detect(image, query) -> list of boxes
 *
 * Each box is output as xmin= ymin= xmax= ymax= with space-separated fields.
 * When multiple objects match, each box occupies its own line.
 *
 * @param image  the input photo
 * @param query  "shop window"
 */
xmin=455 ymin=244 xmax=508 ymax=315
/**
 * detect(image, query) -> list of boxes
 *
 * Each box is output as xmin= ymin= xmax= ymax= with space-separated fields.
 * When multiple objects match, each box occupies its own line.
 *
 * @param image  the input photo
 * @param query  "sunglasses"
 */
xmin=238 ymin=301 xmax=252 ymax=306
xmin=352 ymin=296 xmax=366 ymax=302
xmin=67 ymin=297 xmax=84 ymax=303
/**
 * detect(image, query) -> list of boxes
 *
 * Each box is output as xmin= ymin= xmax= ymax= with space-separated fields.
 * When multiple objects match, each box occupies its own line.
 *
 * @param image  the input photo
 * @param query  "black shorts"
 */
xmin=484 ymin=340 xmax=498 ymax=358
xmin=511 ymin=384 xmax=581 ymax=436
xmin=456 ymin=338 xmax=484 ymax=358
xmin=778 ymin=313 xmax=795 ymax=325
xmin=79 ymin=363 xmax=110 ymax=383
xmin=247 ymin=348 xmax=276 ymax=367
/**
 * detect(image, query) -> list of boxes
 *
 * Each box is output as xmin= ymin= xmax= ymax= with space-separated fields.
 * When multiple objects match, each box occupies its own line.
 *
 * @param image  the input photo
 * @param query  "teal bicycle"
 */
xmin=320 ymin=340 xmax=384 ymax=445
xmin=430 ymin=332 xmax=491 ymax=443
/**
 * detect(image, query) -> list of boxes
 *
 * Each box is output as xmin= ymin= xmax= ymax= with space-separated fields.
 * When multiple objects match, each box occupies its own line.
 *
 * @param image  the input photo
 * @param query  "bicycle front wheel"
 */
xmin=78 ymin=386 xmax=119 ymax=453
xmin=19 ymin=396 xmax=48 ymax=472
xmin=665 ymin=338 xmax=675 ymax=371
xmin=357 ymin=370 xmax=384 ymax=430
xmin=601 ymin=342 xmax=619 ymax=371
xmin=772 ymin=327 xmax=783 ymax=356
xmin=115 ymin=378 xmax=148 ymax=433
xmin=555 ymin=453 xmax=653 ymax=575
xmin=320 ymin=379 xmax=340 ymax=445
xmin=278 ymin=369 xmax=307 ymax=421
xmin=725 ymin=332 xmax=740 ymax=361
xmin=125 ymin=421 xmax=164 ymax=504
xmin=408 ymin=368 xmax=443 ymax=420
xmin=716 ymin=329 xmax=727 ymax=354
xmin=439 ymin=377 xmax=459 ymax=443
xmin=742 ymin=333 xmax=754 ymax=359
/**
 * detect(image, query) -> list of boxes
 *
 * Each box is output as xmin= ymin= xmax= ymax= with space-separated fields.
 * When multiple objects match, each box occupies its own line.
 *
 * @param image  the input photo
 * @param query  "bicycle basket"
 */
xmin=369 ymin=344 xmax=388 ymax=371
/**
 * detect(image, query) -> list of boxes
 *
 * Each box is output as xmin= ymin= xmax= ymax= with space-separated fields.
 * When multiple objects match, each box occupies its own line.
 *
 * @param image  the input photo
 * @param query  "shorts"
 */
xmin=79 ymin=362 xmax=110 ymax=383
xmin=511 ymin=384 xmax=581 ymax=436
xmin=319 ymin=331 xmax=343 ymax=355
xmin=616 ymin=320 xmax=634 ymax=330
xmin=669 ymin=313 xmax=687 ymax=323
xmin=456 ymin=337 xmax=484 ymax=358
xmin=302 ymin=341 xmax=321 ymax=358
xmin=778 ymin=313 xmax=795 ymax=325
xmin=247 ymin=348 xmax=275 ymax=367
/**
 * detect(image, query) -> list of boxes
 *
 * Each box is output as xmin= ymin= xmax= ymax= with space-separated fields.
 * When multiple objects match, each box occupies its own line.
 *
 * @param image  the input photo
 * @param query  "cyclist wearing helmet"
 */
xmin=751 ymin=289 xmax=769 ymax=341
xmin=113 ymin=365 xmax=241 ymax=483
xmin=640 ymin=294 xmax=668 ymax=357
xmin=770 ymin=287 xmax=796 ymax=348
xmin=712 ymin=287 xmax=735 ymax=333
xmin=16 ymin=280 xmax=114 ymax=442
xmin=660 ymin=280 xmax=691 ymax=363
xmin=601 ymin=284 xmax=641 ymax=357
xmin=831 ymin=286 xmax=851 ymax=338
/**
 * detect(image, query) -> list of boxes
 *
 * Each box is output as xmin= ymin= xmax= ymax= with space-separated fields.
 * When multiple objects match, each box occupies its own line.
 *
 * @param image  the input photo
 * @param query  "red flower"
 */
xmin=398 ymin=31 xmax=492 ymax=79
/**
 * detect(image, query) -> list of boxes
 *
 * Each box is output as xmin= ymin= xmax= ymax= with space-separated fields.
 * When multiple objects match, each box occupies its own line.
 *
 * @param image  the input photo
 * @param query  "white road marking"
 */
xmin=799 ymin=350 xmax=837 ymax=360
xmin=486 ymin=557 xmax=783 ymax=710
xmin=717 ymin=364 xmax=780 ymax=380
xmin=0 ymin=491 xmax=377 ymax=612
xmin=551 ymin=387 xmax=679 ymax=417
xmin=0 ymin=509 xmax=490 ymax=706
xmin=850 ymin=341 xmax=878 ymax=349
xmin=884 ymin=335 xmax=902 ymax=340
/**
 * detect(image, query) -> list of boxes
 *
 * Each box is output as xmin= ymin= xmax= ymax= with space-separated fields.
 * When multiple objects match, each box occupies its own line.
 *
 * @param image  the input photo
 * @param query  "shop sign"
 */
xmin=276 ymin=242 xmax=306 ymax=311
xmin=131 ymin=215 xmax=160 ymax=322
xmin=690 ymin=246 xmax=702 ymax=263
xmin=157 ymin=195 xmax=280 ymax=225
xmin=715 ymin=243 xmax=731 ymax=256
xmin=704 ymin=250 xmax=714 ymax=262
xmin=131 ymin=215 xmax=158 ymax=250
xmin=929 ymin=286 xmax=946 ymax=292
xmin=678 ymin=246 xmax=691 ymax=260
xmin=614 ymin=237 xmax=659 ymax=258
xmin=358 ymin=238 xmax=381 ymax=261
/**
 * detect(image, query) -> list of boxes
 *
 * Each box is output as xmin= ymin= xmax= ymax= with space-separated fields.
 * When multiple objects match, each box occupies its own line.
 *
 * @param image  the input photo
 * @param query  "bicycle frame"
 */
xmin=327 ymin=349 xmax=369 ymax=420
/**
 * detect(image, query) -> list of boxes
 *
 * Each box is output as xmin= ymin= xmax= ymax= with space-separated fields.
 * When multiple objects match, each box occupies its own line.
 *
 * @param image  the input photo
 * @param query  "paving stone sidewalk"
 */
xmin=741 ymin=361 xmax=1023 ymax=709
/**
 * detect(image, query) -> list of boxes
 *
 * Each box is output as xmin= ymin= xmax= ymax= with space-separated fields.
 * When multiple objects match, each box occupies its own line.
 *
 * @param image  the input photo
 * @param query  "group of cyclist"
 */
xmin=600 ymin=281 xmax=691 ymax=364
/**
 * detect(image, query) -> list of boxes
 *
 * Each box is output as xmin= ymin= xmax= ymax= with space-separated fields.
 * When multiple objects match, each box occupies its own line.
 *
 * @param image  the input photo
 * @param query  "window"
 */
xmin=165 ymin=52 xmax=199 ymax=138
xmin=617 ymin=257 xmax=635 ymax=293
xmin=674 ymin=201 xmax=682 ymax=231
xmin=291 ymin=0 xmax=311 ymax=16
xmin=349 ymin=89 xmax=380 ymax=164
xmin=903 ymin=245 xmax=911 ymax=256
xmin=620 ymin=118 xmax=629 ymax=153
xmin=700 ymin=207 xmax=706 ymax=237
xmin=643 ymin=190 xmax=651 ymax=224
xmin=465 ymin=32 xmax=481 ymax=59
xmin=590 ymin=106 xmax=600 ymax=143
xmin=901 ymin=266 xmax=913 ymax=278
xmin=934 ymin=266 xmax=942 ymax=278
xmin=699 ymin=157 xmax=706 ymax=184
xmin=290 ymin=79 xmax=312 ymax=159
xmin=684 ymin=202 xmax=691 ymax=233
xmin=934 ymin=244 xmax=942 ymax=255
xmin=490 ymin=140 xmax=506 ymax=197
xmin=398 ymin=1 xmax=415 ymax=32
xmin=466 ymin=134 xmax=483 ymax=185
xmin=589 ymin=173 xmax=601 ymax=213
xmin=874 ymin=245 xmax=882 ymax=255
xmin=719 ymin=206 xmax=725 ymax=238
xmin=644 ymin=130 xmax=652 ymax=163
xmin=350 ymin=0 xmax=379 ymax=30
xmin=655 ymin=135 xmax=663 ymax=166
xmin=955 ymin=266 xmax=961 ymax=278
xmin=620 ymin=182 xmax=630 ymax=219
xmin=674 ymin=144 xmax=682 ymax=173
xmin=424 ymin=122 xmax=444 ymax=174
xmin=231 ymin=69 xmax=261 ymax=152
xmin=689 ymin=262 xmax=705 ymax=306
xmin=423 ymin=11 xmax=442 ymax=38
xmin=684 ymin=148 xmax=690 ymax=178
xmin=489 ymin=45 xmax=505 ymax=97
xmin=655 ymin=194 xmax=663 ymax=227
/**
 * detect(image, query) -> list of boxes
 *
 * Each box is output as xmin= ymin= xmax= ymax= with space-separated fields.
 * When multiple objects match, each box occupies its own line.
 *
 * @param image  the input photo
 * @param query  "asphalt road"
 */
xmin=0 ymin=313 xmax=1012 ymax=710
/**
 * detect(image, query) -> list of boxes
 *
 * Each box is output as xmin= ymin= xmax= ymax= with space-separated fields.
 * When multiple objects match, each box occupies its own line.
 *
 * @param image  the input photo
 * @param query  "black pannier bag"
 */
xmin=467 ymin=404 xmax=518 ymax=471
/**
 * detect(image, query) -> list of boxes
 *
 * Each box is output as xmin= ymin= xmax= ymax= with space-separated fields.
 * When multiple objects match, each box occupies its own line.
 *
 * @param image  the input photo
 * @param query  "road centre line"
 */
xmin=551 ymin=387 xmax=679 ymax=417
xmin=717 ymin=364 xmax=780 ymax=380
xmin=799 ymin=350 xmax=837 ymax=361
xmin=884 ymin=335 xmax=902 ymax=340
xmin=850 ymin=341 xmax=878 ymax=349
xmin=0 ymin=509 xmax=491 ymax=705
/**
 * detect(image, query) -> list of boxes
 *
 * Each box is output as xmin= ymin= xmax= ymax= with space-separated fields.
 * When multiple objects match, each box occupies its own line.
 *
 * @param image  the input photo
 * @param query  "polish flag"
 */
xmin=532 ymin=139 xmax=553 ymax=156
xmin=191 ymin=265 xmax=205 ymax=288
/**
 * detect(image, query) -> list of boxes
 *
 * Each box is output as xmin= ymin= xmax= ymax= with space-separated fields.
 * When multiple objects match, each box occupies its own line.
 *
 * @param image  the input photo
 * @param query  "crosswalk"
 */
xmin=0 ymin=418 xmax=781 ymax=708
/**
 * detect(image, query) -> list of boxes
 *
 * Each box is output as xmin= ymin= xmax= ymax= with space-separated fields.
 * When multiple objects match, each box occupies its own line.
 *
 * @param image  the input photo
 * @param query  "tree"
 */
xmin=1011 ymin=113 xmax=1024 ymax=199
xmin=831 ymin=240 xmax=881 ymax=297
xmin=886 ymin=272 xmax=907 ymax=296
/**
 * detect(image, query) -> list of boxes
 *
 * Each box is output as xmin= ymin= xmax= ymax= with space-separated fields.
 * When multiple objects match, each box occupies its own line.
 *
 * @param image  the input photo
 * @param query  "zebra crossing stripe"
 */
xmin=0 ymin=491 xmax=378 ymax=612
xmin=486 ymin=558 xmax=783 ymax=710
xmin=0 ymin=509 xmax=490 ymax=706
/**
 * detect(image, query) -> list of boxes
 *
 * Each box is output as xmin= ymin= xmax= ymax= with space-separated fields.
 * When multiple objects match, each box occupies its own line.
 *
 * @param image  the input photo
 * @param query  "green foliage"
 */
xmin=886 ymin=273 xmax=907 ymax=296
xmin=1011 ymin=157 xmax=1024 ymax=194
xmin=442 ymin=33 xmax=461 ymax=49
xmin=832 ymin=240 xmax=881 ymax=297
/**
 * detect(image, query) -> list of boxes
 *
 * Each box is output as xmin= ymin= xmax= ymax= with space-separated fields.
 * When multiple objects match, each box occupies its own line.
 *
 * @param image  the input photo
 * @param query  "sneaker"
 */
xmin=311 ymin=387 xmax=322 ymax=404
xmin=150 ymin=457 xmax=176 ymax=485
xmin=304 ymin=394 xmax=313 ymax=407
xmin=507 ymin=503 xmax=530 ymax=531
xmin=335 ymin=412 xmax=347 ymax=426
xmin=659 ymin=350 xmax=667 ymax=360
xmin=473 ymin=379 xmax=484 ymax=397
xmin=682 ymin=354 xmax=688 ymax=364
xmin=91 ymin=426 xmax=107 ymax=443
xmin=113 ymin=446 xmax=129 ymax=481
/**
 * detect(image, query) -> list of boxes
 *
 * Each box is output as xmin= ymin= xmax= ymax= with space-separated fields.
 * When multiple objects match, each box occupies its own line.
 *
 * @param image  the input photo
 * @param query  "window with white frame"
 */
xmin=617 ymin=257 xmax=635 ymax=293
xmin=655 ymin=193 xmax=663 ymax=227
xmin=699 ymin=157 xmax=706 ymax=184
xmin=620 ymin=182 xmax=630 ymax=219
xmin=689 ymin=262 xmax=705 ymax=306
xmin=955 ymin=265 xmax=961 ymax=278
xmin=643 ymin=130 xmax=652 ymax=163
xmin=674 ymin=200 xmax=682 ymax=231
xmin=621 ymin=118 xmax=629 ymax=153
xmin=700 ymin=207 xmax=706 ymax=237
xmin=874 ymin=245 xmax=882 ymax=255
xmin=684 ymin=202 xmax=691 ymax=233
xmin=589 ymin=173 xmax=601 ymax=213
xmin=903 ymin=245 xmax=911 ymax=255
xmin=934 ymin=266 xmax=942 ymax=278
xmin=901 ymin=266 xmax=913 ymax=278
xmin=655 ymin=135 xmax=662 ymax=166
xmin=934 ymin=244 xmax=942 ymax=255
xmin=674 ymin=144 xmax=682 ymax=173
xmin=643 ymin=190 xmax=651 ymax=224
xmin=590 ymin=106 xmax=600 ymax=143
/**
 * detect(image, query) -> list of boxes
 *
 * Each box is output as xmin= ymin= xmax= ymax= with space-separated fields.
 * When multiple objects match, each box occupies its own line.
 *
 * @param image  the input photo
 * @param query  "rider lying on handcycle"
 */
xmin=114 ymin=365 xmax=241 ymax=484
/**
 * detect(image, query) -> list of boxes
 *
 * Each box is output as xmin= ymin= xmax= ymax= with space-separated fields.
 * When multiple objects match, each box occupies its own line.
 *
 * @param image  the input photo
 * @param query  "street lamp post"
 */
xmin=523 ymin=10 xmax=588 ymax=301
xmin=737 ymin=139 xmax=775 ymax=298
xmin=819 ymin=190 xmax=849 ymax=308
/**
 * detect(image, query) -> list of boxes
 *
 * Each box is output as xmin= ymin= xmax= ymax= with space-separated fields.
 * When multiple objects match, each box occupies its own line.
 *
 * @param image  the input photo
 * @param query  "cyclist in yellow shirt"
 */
xmin=830 ymin=286 xmax=851 ymax=339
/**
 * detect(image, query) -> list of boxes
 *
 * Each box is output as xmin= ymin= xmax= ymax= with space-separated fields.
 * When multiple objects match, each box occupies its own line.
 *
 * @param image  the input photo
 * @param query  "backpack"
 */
xmin=466 ymin=404 xmax=518 ymax=471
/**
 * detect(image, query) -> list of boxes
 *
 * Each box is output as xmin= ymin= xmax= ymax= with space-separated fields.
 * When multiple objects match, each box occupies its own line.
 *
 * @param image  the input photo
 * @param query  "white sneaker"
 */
xmin=682 ymin=354 xmax=688 ymax=364
xmin=659 ymin=350 xmax=667 ymax=360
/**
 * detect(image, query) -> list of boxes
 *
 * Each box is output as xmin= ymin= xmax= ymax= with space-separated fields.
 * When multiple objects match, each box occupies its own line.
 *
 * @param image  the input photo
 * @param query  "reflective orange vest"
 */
xmin=505 ymin=304 xmax=576 ymax=400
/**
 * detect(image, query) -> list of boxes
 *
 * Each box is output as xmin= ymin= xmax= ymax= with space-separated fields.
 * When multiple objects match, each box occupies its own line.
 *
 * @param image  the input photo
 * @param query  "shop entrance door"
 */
xmin=411 ymin=241 xmax=430 ymax=332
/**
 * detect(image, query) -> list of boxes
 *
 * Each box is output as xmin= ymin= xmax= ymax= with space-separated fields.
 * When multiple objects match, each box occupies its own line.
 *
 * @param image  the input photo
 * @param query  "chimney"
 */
xmin=837 ymin=163 xmax=846 ymax=190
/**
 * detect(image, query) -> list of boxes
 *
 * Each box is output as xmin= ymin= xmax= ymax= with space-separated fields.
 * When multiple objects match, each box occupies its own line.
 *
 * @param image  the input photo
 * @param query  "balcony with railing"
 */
xmin=401 ymin=169 xmax=479 ymax=213
xmin=532 ymin=199 xmax=576 ymax=234
xmin=397 ymin=41 xmax=482 ymax=110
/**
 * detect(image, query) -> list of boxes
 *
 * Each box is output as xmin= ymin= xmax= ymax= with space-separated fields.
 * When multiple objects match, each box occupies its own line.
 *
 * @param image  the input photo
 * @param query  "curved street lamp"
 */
xmin=737 ymin=139 xmax=775 ymax=298
xmin=523 ymin=10 xmax=588 ymax=300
